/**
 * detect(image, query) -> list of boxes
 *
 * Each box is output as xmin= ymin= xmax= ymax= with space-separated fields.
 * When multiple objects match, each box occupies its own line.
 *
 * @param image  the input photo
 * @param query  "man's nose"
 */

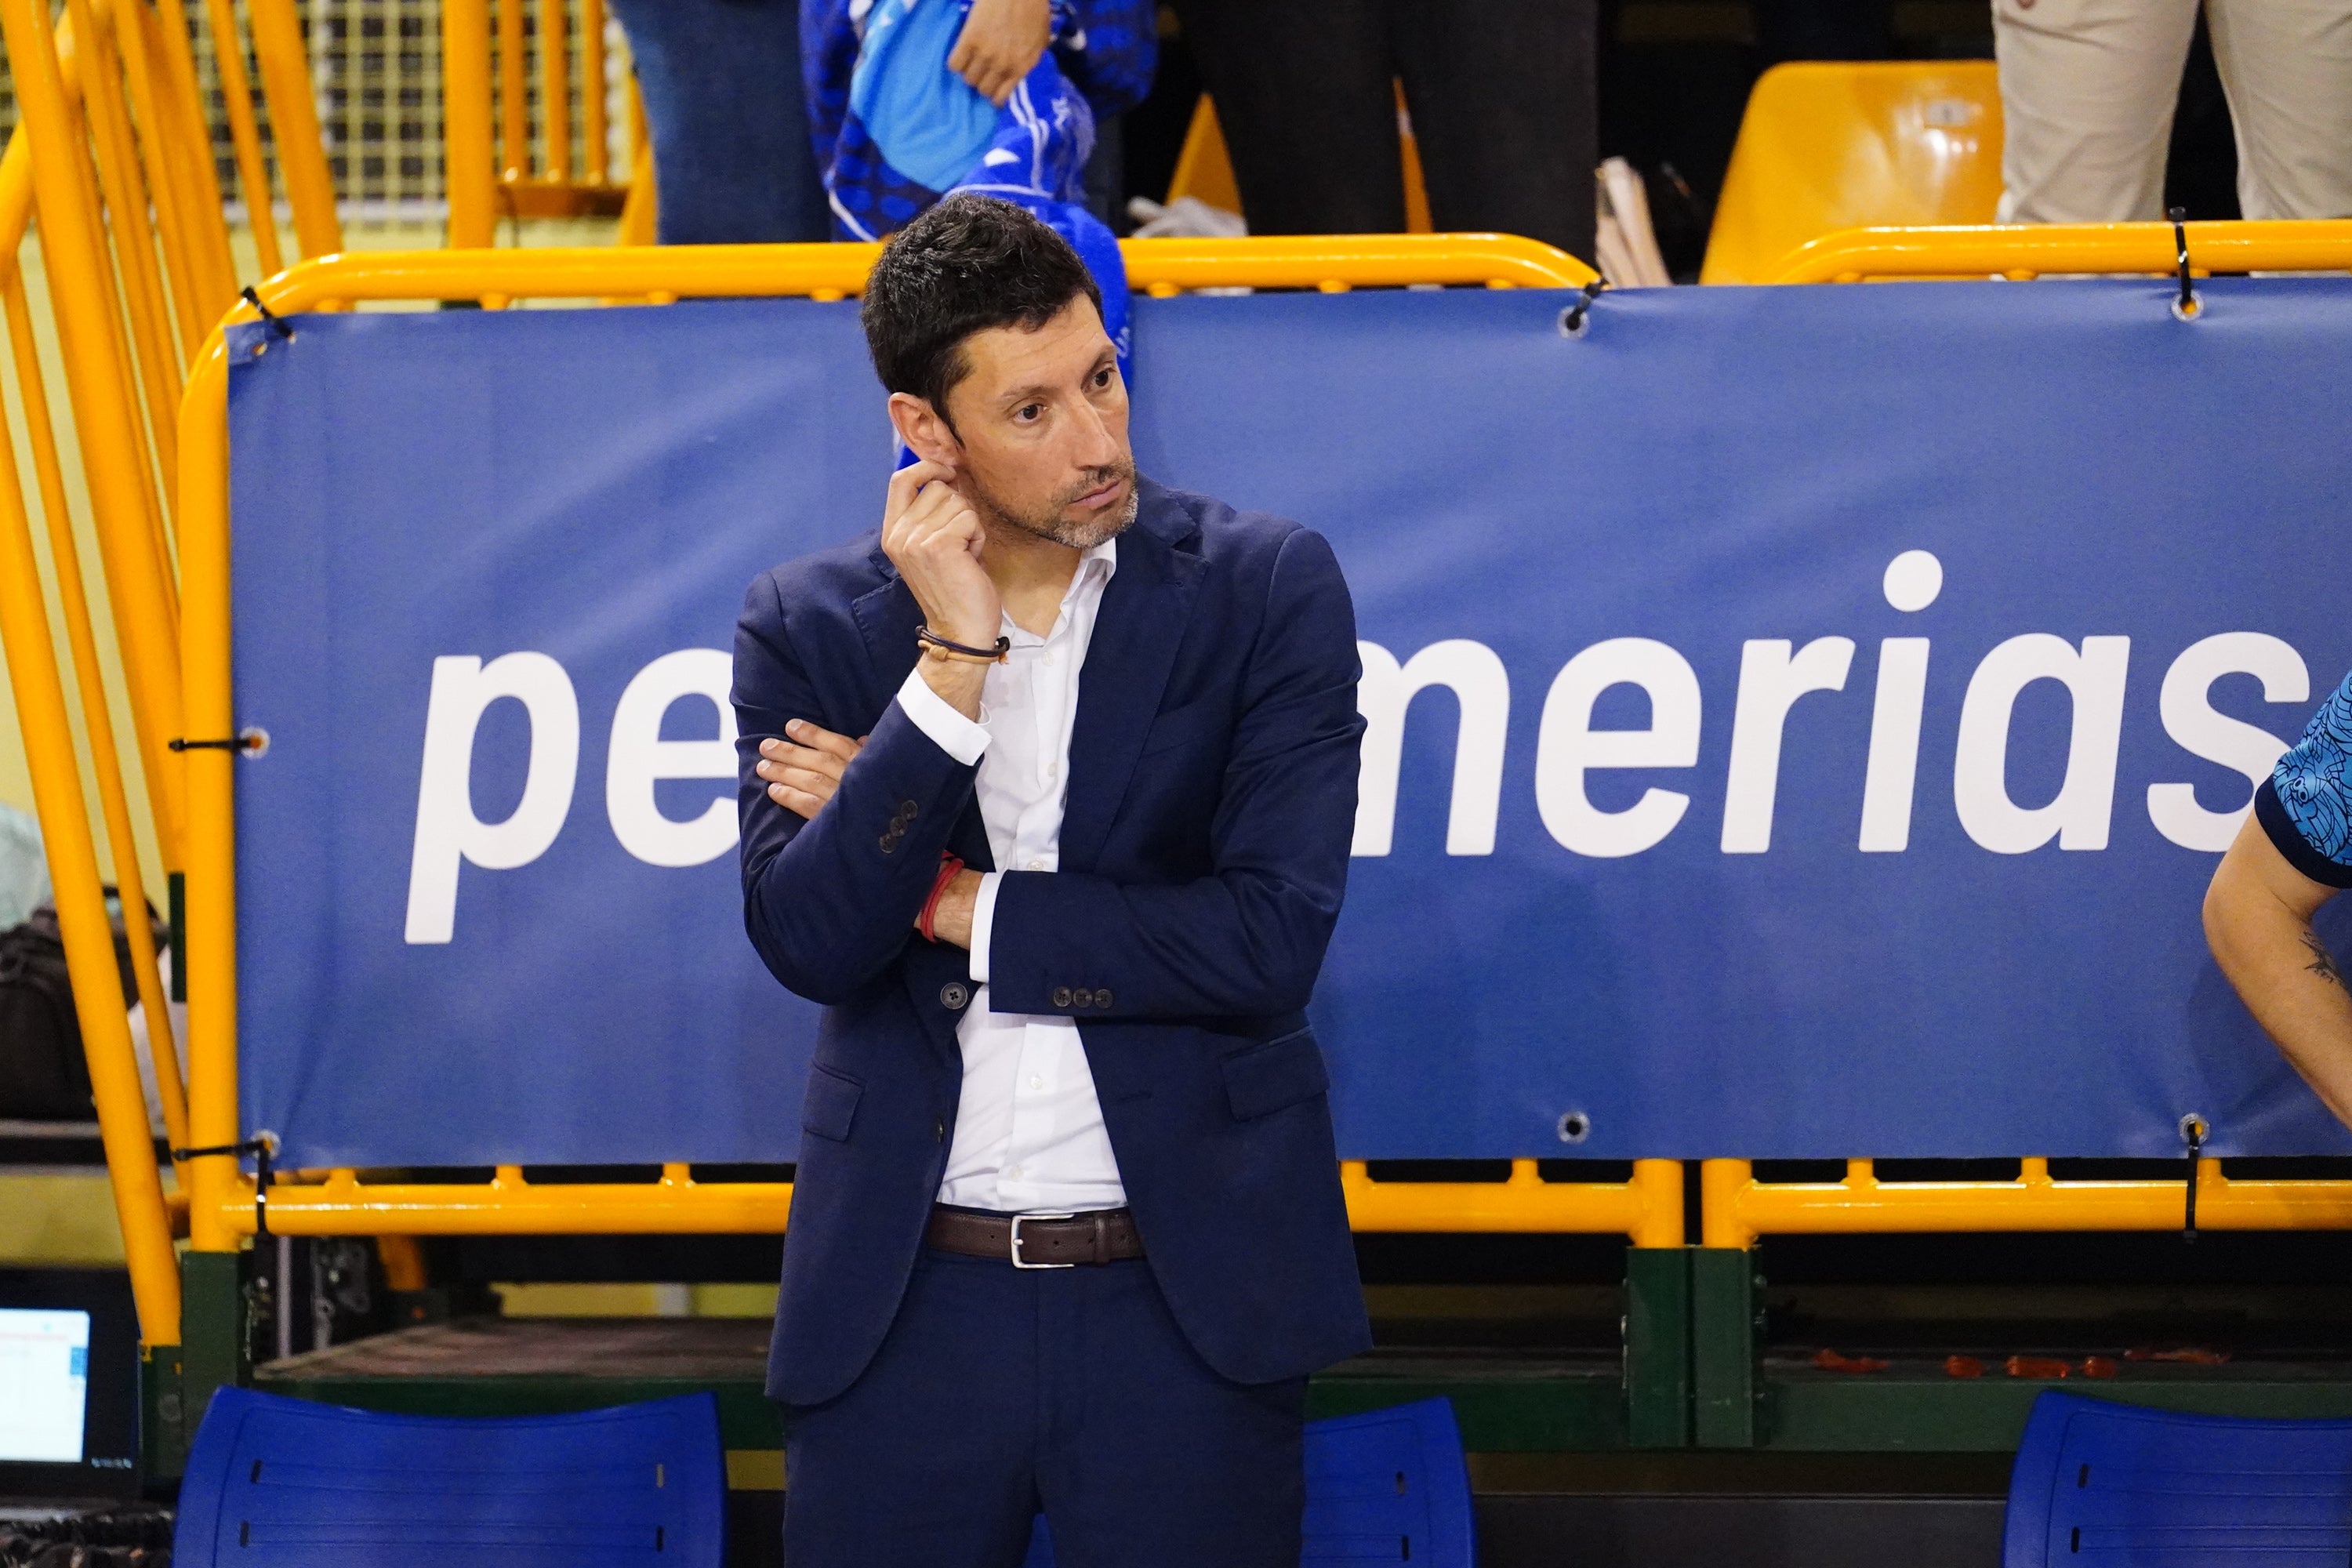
xmin=1068 ymin=395 xmax=1123 ymax=468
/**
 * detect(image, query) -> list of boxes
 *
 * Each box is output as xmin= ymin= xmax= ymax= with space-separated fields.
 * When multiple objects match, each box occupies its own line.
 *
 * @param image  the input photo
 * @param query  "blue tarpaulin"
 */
xmin=227 ymin=278 xmax=2352 ymax=1167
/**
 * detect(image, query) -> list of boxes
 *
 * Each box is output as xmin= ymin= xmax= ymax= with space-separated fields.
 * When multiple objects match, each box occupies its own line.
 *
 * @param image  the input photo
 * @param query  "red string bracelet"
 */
xmin=918 ymin=852 xmax=965 ymax=943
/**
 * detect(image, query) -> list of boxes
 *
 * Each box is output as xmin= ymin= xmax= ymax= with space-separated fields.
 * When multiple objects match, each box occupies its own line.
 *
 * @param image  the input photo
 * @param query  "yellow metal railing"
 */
xmin=1769 ymin=218 xmax=2352 ymax=284
xmin=0 ymin=0 xmax=205 ymax=1355
xmin=172 ymin=234 xmax=1678 ymax=1286
xmin=443 ymin=0 xmax=635 ymax=248
xmin=1701 ymin=1158 xmax=2352 ymax=1250
xmin=0 ymin=0 xmax=349 ymax=1359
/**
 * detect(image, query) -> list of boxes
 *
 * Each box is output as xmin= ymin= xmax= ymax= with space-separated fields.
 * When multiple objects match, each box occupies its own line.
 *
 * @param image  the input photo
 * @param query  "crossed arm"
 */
xmin=2205 ymin=811 xmax=2352 ymax=1129
xmin=736 ymin=528 xmax=1363 ymax=1018
xmin=755 ymin=720 xmax=978 ymax=948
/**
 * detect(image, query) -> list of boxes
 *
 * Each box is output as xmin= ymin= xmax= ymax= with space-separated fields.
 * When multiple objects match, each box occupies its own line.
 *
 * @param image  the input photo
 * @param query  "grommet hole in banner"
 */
xmin=1558 ymin=279 xmax=1608 ymax=338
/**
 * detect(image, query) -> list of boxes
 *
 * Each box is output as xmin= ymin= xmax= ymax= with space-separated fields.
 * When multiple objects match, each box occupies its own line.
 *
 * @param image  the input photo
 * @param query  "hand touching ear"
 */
xmin=882 ymin=459 xmax=1001 ymax=649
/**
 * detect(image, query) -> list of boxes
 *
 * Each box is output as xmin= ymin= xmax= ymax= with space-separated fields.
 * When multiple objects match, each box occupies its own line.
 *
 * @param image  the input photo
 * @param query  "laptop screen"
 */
xmin=0 ymin=1271 xmax=137 ymax=1501
xmin=0 ymin=1308 xmax=93 ymax=1464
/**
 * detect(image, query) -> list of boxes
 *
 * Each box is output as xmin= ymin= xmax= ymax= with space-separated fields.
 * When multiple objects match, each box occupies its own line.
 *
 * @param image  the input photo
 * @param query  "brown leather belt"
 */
xmin=926 ymin=1204 xmax=1144 ymax=1268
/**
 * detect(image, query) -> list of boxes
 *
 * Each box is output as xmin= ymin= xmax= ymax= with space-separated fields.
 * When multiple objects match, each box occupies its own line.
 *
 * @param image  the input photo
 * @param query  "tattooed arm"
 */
xmin=2206 ymin=811 xmax=2352 ymax=1130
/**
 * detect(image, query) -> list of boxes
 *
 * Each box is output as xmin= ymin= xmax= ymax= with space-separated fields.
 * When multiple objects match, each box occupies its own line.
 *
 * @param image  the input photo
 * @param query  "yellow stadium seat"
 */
xmin=1167 ymin=92 xmax=1432 ymax=234
xmin=1701 ymin=60 xmax=2004 ymax=284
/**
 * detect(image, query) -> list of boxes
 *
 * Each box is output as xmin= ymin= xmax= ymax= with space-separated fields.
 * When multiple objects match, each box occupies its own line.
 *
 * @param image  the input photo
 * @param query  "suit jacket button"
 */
xmin=1072 ymin=988 xmax=1095 ymax=1008
xmin=1094 ymin=989 xmax=1112 ymax=1009
xmin=878 ymin=830 xmax=899 ymax=853
xmin=896 ymin=800 xmax=919 ymax=822
xmin=934 ymin=1119 xmax=946 ymax=1142
xmin=940 ymin=982 xmax=969 ymax=1010
xmin=1051 ymin=986 xmax=1073 ymax=1008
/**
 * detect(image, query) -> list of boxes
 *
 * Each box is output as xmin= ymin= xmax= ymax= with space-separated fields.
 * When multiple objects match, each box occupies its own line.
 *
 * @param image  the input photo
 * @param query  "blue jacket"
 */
xmin=803 ymin=0 xmax=1152 ymax=241
xmin=734 ymin=477 xmax=1373 ymax=1405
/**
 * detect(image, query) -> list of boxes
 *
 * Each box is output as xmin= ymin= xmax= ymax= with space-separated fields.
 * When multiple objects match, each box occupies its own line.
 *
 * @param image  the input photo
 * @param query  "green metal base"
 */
xmin=140 ymin=1343 xmax=185 ymax=1482
xmin=224 ymin=1247 xmax=2352 ymax=1465
xmin=1693 ymin=1247 xmax=1759 ymax=1447
xmin=1312 ymin=1356 xmax=1626 ymax=1450
xmin=1758 ymin=1359 xmax=2352 ymax=1451
xmin=1624 ymin=1247 xmax=1693 ymax=1447
xmin=179 ymin=1251 xmax=249 ymax=1448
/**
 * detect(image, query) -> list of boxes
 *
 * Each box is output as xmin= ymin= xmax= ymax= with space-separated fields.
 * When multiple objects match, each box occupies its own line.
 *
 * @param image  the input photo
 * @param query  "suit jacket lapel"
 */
xmin=1060 ymin=499 xmax=1203 ymax=873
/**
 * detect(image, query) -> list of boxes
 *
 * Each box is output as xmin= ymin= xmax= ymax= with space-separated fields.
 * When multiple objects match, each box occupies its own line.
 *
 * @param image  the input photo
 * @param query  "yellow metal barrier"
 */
xmin=0 ymin=0 xmax=195 ymax=876
xmin=220 ymin=1160 xmax=1683 ymax=1247
xmin=244 ymin=0 xmax=342 ymax=260
xmin=1701 ymin=1158 xmax=2352 ymax=1250
xmin=1769 ymin=218 xmax=2352 ymax=284
xmin=0 ymin=24 xmax=184 ymax=1349
xmin=173 ymin=234 xmax=1666 ymax=1261
xmin=444 ymin=0 xmax=634 ymax=248
xmin=0 ymin=0 xmax=354 ymax=1354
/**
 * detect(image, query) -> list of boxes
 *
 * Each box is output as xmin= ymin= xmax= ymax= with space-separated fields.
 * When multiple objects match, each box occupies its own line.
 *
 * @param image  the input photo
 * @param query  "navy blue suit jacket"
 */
xmin=733 ymin=477 xmax=1373 ymax=1406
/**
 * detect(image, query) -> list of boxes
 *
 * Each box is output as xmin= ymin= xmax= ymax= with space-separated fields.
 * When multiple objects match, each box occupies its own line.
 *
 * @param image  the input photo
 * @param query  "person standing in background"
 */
xmin=1995 ymin=0 xmax=2352 ymax=223
xmin=605 ymin=0 xmax=833 ymax=244
xmin=804 ymin=0 xmax=1156 ymax=237
xmin=1169 ymin=0 xmax=1599 ymax=263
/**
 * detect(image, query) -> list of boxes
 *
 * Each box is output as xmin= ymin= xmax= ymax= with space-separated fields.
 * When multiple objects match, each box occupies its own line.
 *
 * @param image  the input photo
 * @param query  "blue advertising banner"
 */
xmin=228 ymin=278 xmax=2352 ymax=1168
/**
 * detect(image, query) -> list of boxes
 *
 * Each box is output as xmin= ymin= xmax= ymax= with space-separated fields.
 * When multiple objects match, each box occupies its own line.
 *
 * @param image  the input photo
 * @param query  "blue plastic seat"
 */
xmin=173 ymin=1388 xmax=726 ymax=1566
xmin=2005 ymin=1391 xmax=2352 ymax=1567
xmin=1022 ymin=1396 xmax=1475 ymax=1566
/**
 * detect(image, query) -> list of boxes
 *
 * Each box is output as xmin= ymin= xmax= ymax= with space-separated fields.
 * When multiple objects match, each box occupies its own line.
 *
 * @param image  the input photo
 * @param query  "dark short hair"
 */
xmin=860 ymin=194 xmax=1103 ymax=424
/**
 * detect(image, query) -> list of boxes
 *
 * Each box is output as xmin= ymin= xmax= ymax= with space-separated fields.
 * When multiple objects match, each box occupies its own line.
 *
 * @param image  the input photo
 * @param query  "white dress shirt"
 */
xmin=892 ymin=538 xmax=1127 ymax=1213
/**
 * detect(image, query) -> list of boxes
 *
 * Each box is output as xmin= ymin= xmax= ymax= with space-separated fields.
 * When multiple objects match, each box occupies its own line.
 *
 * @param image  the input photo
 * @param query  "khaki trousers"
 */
xmin=1994 ymin=0 xmax=2352 ymax=222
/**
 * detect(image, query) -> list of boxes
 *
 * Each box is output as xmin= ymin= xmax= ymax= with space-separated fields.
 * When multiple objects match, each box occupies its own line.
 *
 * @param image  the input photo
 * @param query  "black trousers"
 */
xmin=782 ymin=1247 xmax=1307 ymax=1567
xmin=1171 ymin=0 xmax=1599 ymax=261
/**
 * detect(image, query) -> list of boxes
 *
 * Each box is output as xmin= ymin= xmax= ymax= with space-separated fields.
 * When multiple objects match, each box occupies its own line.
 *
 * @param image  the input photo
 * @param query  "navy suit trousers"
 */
xmin=782 ymin=1246 xmax=1306 ymax=1568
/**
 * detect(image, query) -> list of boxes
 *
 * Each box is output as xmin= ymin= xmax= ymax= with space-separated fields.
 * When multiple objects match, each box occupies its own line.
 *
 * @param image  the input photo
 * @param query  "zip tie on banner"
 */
xmin=169 ymin=726 xmax=268 ymax=757
xmin=171 ymin=1132 xmax=279 ymax=1236
xmin=240 ymin=285 xmax=295 ymax=341
xmin=1559 ymin=278 xmax=1609 ymax=338
xmin=2178 ymin=1112 xmax=2209 ymax=1241
xmin=2168 ymin=208 xmax=2201 ymax=321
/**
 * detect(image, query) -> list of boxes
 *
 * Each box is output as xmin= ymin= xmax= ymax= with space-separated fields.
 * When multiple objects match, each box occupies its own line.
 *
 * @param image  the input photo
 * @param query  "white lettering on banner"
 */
xmin=405 ymin=652 xmax=581 ymax=943
xmin=1859 ymin=639 xmax=1932 ymax=852
xmin=1353 ymin=639 xmax=1510 ymax=856
xmin=1534 ymin=638 xmax=1704 ymax=858
xmin=2147 ymin=632 xmax=2308 ymax=852
xmin=1721 ymin=638 xmax=1855 ymax=854
xmin=606 ymin=648 xmax=740 ymax=867
xmin=1859 ymin=554 xmax=1941 ymax=853
xmin=1953 ymin=634 xmax=2132 ymax=854
xmin=398 ymin=548 xmax=2326 ymax=934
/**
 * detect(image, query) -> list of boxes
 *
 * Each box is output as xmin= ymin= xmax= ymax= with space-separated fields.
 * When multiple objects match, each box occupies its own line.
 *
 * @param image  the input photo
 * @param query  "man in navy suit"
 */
xmin=731 ymin=193 xmax=1370 ymax=1566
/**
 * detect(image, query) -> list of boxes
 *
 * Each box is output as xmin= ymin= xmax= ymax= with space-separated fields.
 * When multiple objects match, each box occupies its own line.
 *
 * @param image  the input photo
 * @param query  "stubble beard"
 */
xmin=964 ymin=458 xmax=1140 ymax=551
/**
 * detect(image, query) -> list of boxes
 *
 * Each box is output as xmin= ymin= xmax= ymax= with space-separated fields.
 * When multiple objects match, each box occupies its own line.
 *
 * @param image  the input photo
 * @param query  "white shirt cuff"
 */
xmin=894 ymin=666 xmax=989 ymax=767
xmin=967 ymin=872 xmax=1001 ymax=983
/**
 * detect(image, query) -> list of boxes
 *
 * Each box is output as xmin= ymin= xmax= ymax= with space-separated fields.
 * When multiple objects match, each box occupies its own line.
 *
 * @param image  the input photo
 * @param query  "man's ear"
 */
xmin=887 ymin=392 xmax=962 ymax=468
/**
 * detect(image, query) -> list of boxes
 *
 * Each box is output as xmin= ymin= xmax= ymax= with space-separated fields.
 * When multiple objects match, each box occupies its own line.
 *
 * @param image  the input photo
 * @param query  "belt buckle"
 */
xmin=1009 ymin=1211 xmax=1076 ymax=1269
